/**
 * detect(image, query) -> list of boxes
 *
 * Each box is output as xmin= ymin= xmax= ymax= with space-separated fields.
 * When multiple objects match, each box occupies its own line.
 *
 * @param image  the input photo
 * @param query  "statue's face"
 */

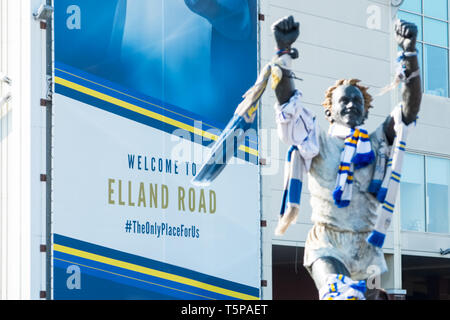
xmin=330 ymin=85 xmax=367 ymax=128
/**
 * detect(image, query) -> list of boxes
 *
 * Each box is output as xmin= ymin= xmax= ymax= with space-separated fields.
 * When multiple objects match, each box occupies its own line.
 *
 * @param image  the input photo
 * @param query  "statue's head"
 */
xmin=322 ymin=79 xmax=373 ymax=128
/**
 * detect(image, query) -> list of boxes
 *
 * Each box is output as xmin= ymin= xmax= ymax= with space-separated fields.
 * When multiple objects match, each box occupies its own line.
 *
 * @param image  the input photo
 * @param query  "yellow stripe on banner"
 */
xmin=55 ymin=77 xmax=258 ymax=157
xmin=55 ymin=68 xmax=218 ymax=131
xmin=339 ymin=165 xmax=351 ymax=171
xmin=383 ymin=202 xmax=394 ymax=211
xmin=53 ymin=244 xmax=259 ymax=300
xmin=54 ymin=257 xmax=215 ymax=300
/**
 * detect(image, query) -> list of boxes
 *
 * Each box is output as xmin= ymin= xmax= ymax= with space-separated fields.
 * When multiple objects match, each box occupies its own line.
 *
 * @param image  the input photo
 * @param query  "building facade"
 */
xmin=0 ymin=0 xmax=48 ymax=300
xmin=260 ymin=0 xmax=450 ymax=300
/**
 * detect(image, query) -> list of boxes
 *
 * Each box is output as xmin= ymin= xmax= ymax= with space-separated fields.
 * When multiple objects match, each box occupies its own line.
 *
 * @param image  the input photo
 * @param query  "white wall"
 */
xmin=0 ymin=0 xmax=47 ymax=299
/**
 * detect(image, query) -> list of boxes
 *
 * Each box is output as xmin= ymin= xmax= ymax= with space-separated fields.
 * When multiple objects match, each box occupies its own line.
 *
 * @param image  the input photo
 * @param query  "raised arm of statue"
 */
xmin=383 ymin=20 xmax=422 ymax=144
xmin=271 ymin=16 xmax=300 ymax=105
xmin=184 ymin=0 xmax=252 ymax=41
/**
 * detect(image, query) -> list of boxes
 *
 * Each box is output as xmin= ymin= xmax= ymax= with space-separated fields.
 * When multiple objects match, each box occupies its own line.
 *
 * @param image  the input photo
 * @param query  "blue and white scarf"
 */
xmin=275 ymin=146 xmax=302 ymax=236
xmin=276 ymin=106 xmax=414 ymax=248
xmin=329 ymin=124 xmax=376 ymax=208
xmin=367 ymin=105 xmax=415 ymax=248
xmin=319 ymin=274 xmax=367 ymax=300
xmin=275 ymin=103 xmax=319 ymax=236
xmin=276 ymin=121 xmax=375 ymax=235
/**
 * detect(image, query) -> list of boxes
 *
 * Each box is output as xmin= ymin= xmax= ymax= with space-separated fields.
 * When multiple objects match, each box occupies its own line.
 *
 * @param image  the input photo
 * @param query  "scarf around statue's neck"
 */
xmin=328 ymin=123 xmax=376 ymax=208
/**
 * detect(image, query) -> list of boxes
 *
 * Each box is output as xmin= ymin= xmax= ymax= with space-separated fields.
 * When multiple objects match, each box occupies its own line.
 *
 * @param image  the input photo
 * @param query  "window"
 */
xmin=426 ymin=156 xmax=450 ymax=233
xmin=400 ymin=153 xmax=450 ymax=234
xmin=401 ymin=153 xmax=426 ymax=232
xmin=398 ymin=0 xmax=449 ymax=98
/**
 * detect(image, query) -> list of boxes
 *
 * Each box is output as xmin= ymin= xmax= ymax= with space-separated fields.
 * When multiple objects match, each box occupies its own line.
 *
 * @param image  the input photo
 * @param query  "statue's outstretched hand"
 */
xmin=272 ymin=15 xmax=300 ymax=50
xmin=184 ymin=0 xmax=218 ymax=19
xmin=395 ymin=19 xmax=418 ymax=52
xmin=184 ymin=0 xmax=251 ymax=40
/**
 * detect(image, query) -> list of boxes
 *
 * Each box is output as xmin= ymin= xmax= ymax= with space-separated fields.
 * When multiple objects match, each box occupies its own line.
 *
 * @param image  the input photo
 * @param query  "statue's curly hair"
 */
xmin=322 ymin=79 xmax=373 ymax=123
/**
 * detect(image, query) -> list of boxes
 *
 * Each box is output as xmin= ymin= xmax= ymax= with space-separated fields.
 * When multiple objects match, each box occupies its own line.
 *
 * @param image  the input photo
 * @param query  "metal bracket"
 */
xmin=40 ymin=99 xmax=51 ymax=107
xmin=0 ymin=72 xmax=12 ymax=86
xmin=46 ymin=75 xmax=53 ymax=101
xmin=33 ymin=4 xmax=54 ymax=21
xmin=0 ymin=93 xmax=12 ymax=107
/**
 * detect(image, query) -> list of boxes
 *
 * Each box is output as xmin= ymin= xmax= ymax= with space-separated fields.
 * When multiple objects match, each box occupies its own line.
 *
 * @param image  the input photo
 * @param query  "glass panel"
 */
xmin=424 ymin=45 xmax=449 ymax=97
xmin=424 ymin=0 xmax=448 ymax=20
xmin=424 ymin=18 xmax=448 ymax=47
xmin=426 ymin=157 xmax=450 ymax=233
xmin=417 ymin=42 xmax=424 ymax=88
xmin=400 ymin=0 xmax=422 ymax=14
xmin=397 ymin=11 xmax=423 ymax=41
xmin=401 ymin=153 xmax=426 ymax=232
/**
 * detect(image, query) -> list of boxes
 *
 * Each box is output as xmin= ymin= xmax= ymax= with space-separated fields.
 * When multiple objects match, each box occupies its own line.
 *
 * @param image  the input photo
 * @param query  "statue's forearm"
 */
xmin=384 ymin=52 xmax=422 ymax=144
xmin=274 ymin=67 xmax=296 ymax=105
xmin=271 ymin=16 xmax=300 ymax=105
xmin=401 ymin=54 xmax=422 ymax=124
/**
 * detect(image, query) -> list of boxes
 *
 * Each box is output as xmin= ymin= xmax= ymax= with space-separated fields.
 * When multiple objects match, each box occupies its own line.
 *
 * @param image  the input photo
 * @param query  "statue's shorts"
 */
xmin=303 ymin=223 xmax=388 ymax=280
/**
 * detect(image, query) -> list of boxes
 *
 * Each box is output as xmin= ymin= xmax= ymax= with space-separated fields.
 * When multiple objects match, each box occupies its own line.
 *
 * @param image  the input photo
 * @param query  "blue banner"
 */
xmin=53 ymin=0 xmax=259 ymax=300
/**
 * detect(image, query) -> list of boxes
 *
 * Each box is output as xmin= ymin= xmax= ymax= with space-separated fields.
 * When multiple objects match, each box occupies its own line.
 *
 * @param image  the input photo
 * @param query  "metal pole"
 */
xmin=45 ymin=0 xmax=53 ymax=300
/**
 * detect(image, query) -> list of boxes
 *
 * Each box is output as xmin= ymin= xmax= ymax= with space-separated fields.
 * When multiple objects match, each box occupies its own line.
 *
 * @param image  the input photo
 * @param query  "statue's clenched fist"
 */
xmin=272 ymin=15 xmax=300 ymax=50
xmin=395 ymin=19 xmax=418 ymax=52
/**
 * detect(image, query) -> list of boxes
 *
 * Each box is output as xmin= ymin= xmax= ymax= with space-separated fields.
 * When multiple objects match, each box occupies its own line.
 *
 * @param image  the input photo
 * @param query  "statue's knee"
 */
xmin=310 ymin=257 xmax=350 ymax=289
xmin=312 ymin=257 xmax=350 ymax=276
